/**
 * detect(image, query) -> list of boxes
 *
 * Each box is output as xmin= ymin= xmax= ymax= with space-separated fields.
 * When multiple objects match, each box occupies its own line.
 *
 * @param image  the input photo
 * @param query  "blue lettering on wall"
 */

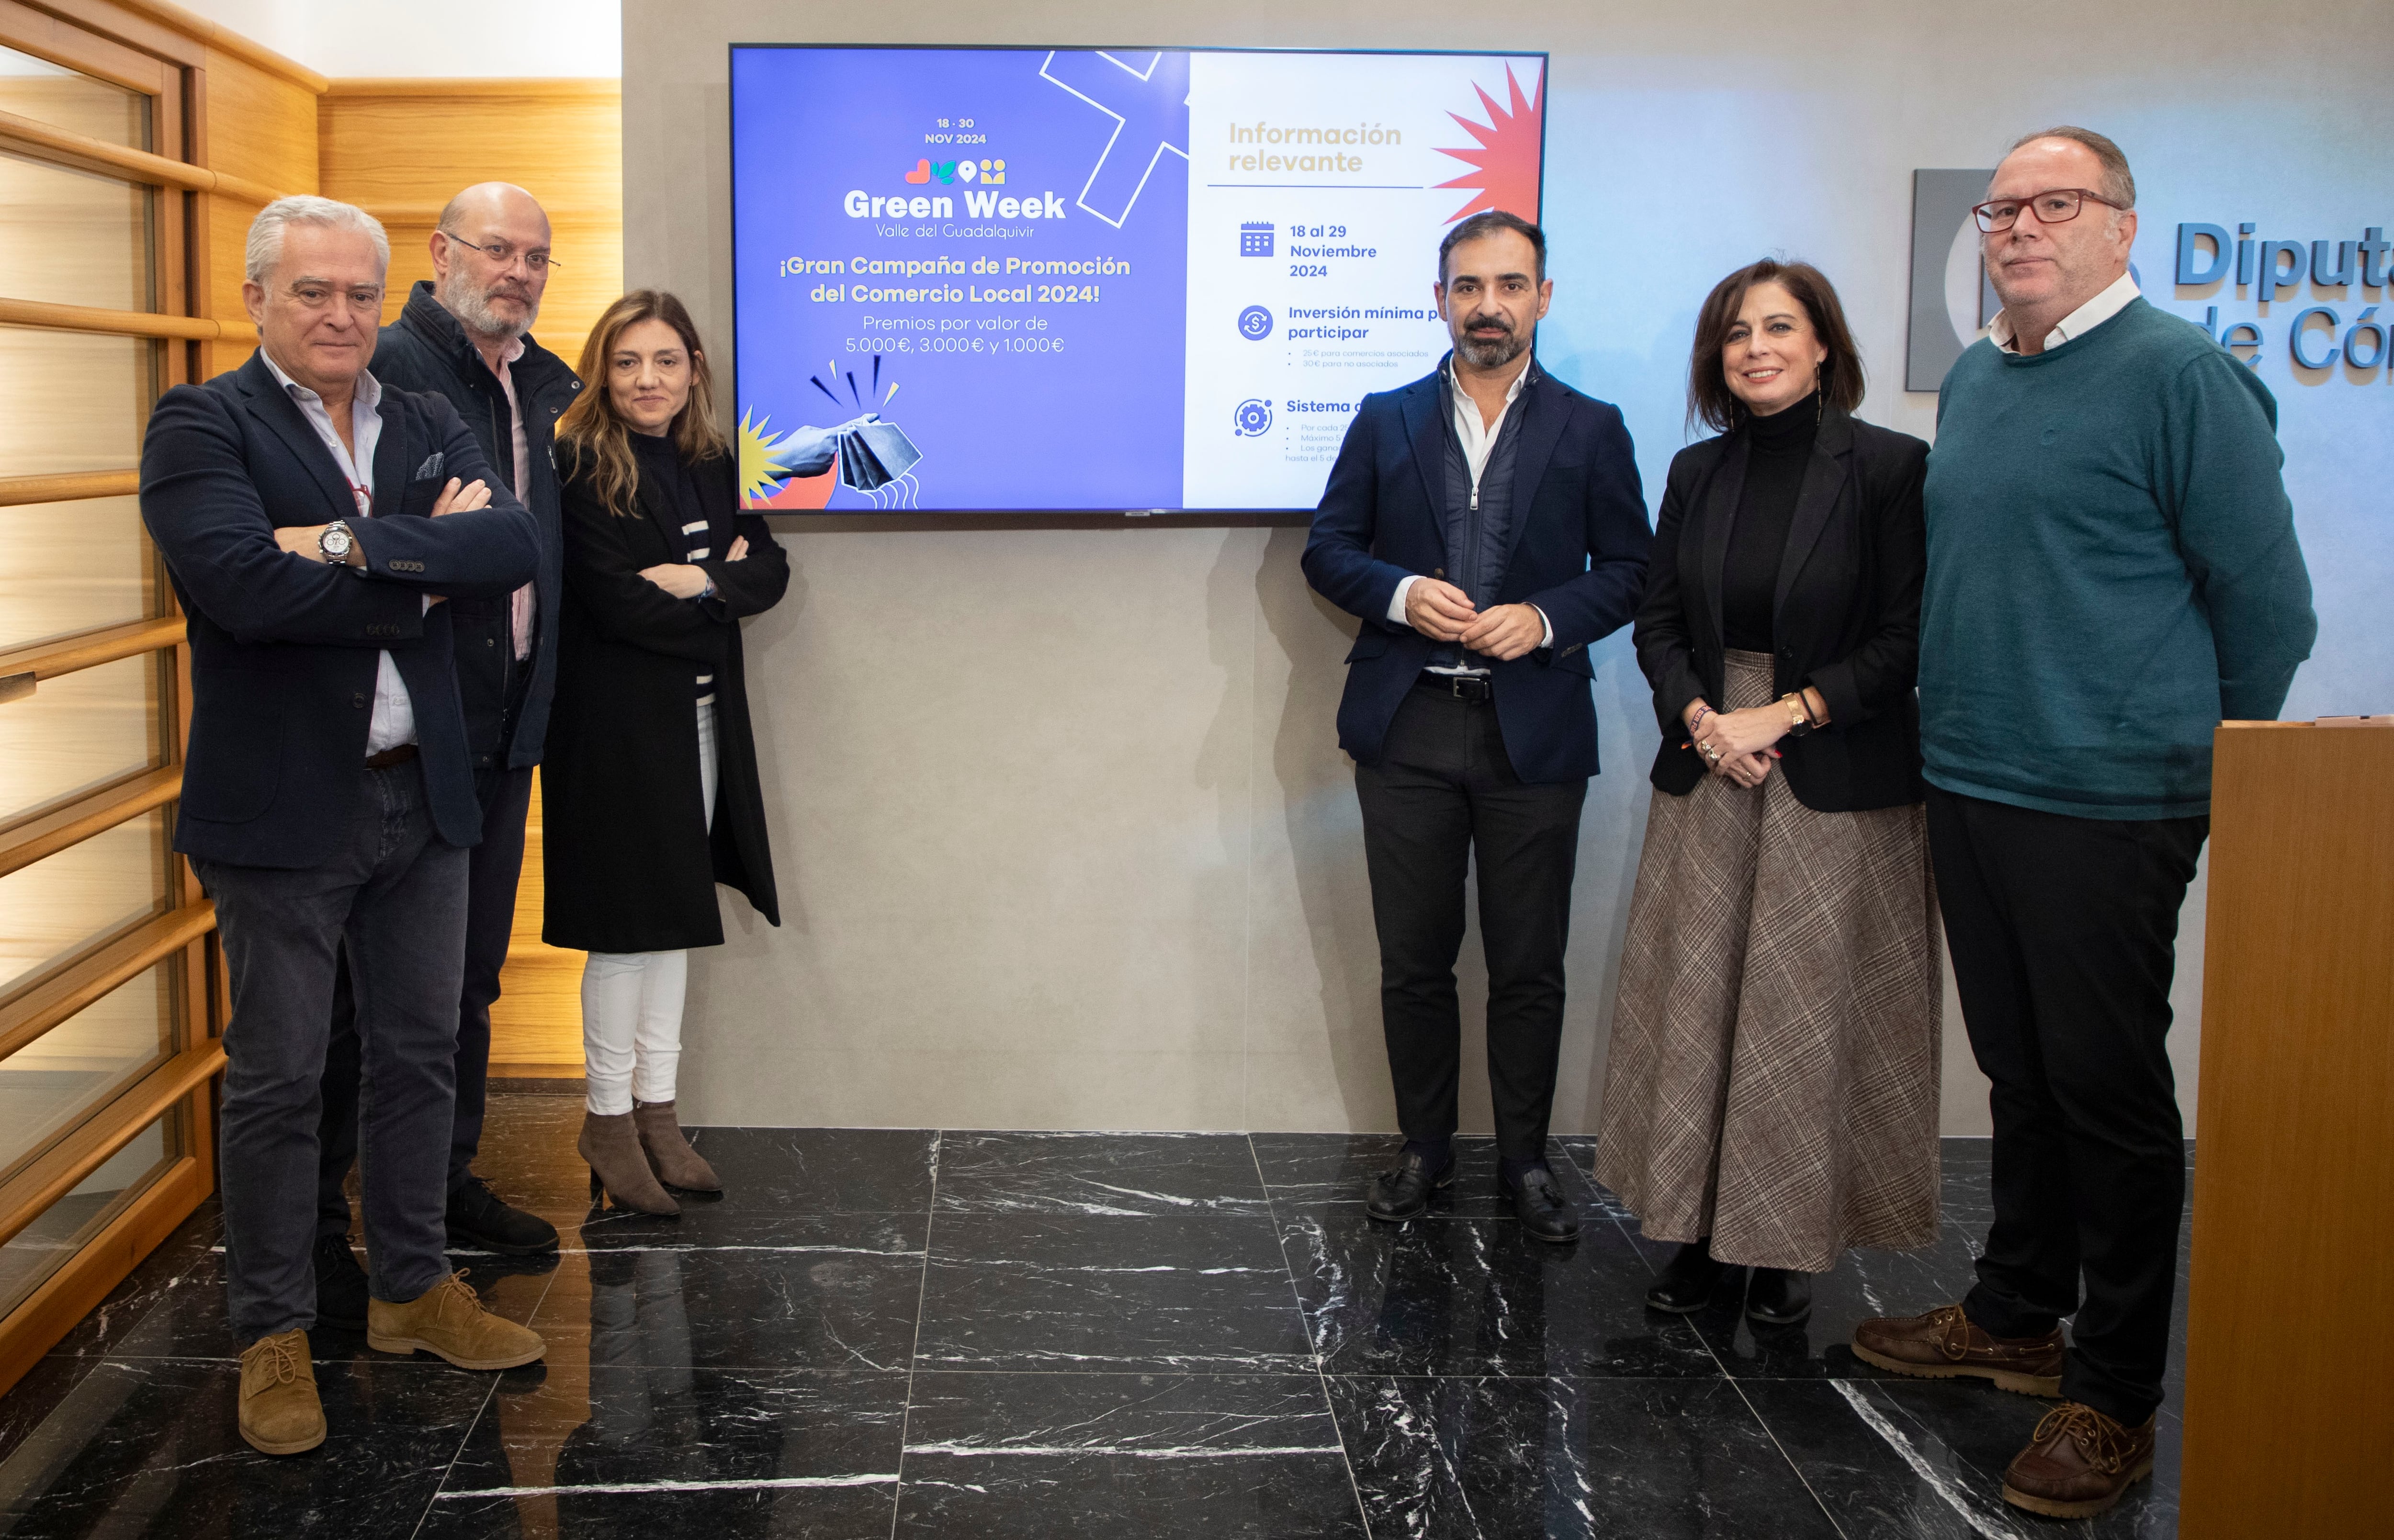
xmin=2175 ymin=221 xmax=2391 ymax=377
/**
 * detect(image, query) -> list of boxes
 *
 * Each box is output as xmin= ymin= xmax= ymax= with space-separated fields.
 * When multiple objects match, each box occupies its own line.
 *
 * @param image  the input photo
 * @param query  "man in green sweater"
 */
xmin=1850 ymin=127 xmax=2315 ymax=1520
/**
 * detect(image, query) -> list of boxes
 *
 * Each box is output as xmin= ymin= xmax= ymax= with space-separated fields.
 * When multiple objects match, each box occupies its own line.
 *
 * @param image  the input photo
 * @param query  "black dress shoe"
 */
xmin=447 ymin=1174 xmax=560 ymax=1255
xmin=1365 ymin=1148 xmax=1456 ymax=1222
xmin=1646 ymin=1240 xmax=1727 ymax=1313
xmin=1746 ymin=1266 xmax=1814 ymax=1325
xmin=1498 ymin=1164 xmax=1581 ymax=1243
xmin=314 ymin=1235 xmax=369 ymax=1332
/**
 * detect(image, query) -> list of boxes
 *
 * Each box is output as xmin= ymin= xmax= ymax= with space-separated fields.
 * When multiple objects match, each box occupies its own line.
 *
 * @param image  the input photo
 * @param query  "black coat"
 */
xmin=1634 ymin=406 xmax=1928 ymax=813
xmin=540 ymin=444 xmax=788 ymax=953
xmin=139 ymin=352 xmax=538 ymax=866
xmin=372 ymin=281 xmax=582 ymax=768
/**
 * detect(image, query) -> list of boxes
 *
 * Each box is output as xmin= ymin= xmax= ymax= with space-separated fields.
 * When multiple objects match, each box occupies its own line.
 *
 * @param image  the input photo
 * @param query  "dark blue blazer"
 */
xmin=1300 ymin=358 xmax=1651 ymax=784
xmin=139 ymin=350 xmax=540 ymax=868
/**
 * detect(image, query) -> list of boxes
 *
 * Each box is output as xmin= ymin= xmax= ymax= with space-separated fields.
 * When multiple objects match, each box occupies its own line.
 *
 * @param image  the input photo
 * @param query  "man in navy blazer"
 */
xmin=140 ymin=196 xmax=545 ymax=1455
xmin=1302 ymin=211 xmax=1649 ymax=1242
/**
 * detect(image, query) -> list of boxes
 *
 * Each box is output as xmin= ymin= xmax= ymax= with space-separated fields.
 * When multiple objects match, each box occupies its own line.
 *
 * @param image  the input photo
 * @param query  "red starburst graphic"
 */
xmin=1433 ymin=63 xmax=1545 ymax=224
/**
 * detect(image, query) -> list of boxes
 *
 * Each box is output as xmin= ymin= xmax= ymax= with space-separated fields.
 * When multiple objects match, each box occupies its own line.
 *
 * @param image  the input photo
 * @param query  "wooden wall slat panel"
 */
xmin=191 ymin=49 xmax=316 ymax=197
xmin=316 ymin=85 xmax=620 ymax=212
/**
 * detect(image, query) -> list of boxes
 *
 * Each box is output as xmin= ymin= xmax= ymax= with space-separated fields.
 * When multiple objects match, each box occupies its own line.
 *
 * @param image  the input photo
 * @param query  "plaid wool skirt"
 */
xmin=1595 ymin=650 xmax=1943 ymax=1272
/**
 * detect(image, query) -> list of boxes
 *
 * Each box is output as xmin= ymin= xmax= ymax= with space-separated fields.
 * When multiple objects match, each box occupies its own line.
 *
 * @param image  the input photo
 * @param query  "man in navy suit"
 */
xmin=1302 ymin=211 xmax=1649 ymax=1242
xmin=140 ymin=196 xmax=546 ymax=1455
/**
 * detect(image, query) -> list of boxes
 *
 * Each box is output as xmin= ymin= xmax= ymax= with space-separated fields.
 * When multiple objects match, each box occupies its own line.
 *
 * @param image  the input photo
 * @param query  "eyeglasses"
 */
xmin=1971 ymin=187 xmax=2126 ymax=233
xmin=443 ymin=234 xmax=561 ymax=272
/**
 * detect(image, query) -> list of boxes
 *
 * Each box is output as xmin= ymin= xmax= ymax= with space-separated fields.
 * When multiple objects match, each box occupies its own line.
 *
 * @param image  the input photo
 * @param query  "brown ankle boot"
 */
xmin=634 ymin=1100 xmax=722 ymax=1192
xmin=578 ymin=1109 xmax=678 ymax=1214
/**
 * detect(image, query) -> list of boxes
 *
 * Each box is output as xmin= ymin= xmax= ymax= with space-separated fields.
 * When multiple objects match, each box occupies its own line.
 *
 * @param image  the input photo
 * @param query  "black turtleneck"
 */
xmin=1719 ymin=392 xmax=1819 ymax=652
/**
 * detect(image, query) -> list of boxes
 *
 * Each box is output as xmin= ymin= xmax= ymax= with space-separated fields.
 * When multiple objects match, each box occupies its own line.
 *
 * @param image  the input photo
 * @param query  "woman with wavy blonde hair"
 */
xmin=542 ymin=290 xmax=800 ymax=1214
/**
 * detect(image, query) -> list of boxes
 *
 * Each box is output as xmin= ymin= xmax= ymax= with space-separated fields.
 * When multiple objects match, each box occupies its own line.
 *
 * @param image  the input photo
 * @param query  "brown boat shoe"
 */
xmin=2000 ymin=1402 xmax=2157 ymax=1518
xmin=237 ymin=1328 xmax=325 ymax=1455
xmin=1849 ymin=1302 xmax=2065 ymax=1397
xmin=367 ymin=1270 xmax=545 ymax=1371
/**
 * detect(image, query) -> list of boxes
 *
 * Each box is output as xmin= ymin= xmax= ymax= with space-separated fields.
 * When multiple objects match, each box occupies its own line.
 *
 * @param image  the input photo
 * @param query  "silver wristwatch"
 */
xmin=318 ymin=519 xmax=354 ymax=561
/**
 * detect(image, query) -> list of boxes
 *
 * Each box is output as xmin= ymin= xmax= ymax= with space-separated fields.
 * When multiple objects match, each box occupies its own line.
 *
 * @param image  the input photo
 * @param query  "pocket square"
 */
xmin=411 ymin=451 xmax=445 ymax=482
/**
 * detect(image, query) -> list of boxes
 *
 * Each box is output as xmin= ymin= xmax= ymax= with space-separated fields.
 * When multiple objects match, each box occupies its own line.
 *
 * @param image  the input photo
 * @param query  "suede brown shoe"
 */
xmin=367 ymin=1270 xmax=545 ymax=1371
xmin=1850 ymin=1302 xmax=2064 ymax=1396
xmin=580 ymin=1109 xmax=678 ymax=1215
xmin=2000 ymin=1402 xmax=2156 ymax=1518
xmin=633 ymin=1099 xmax=722 ymax=1193
xmin=237 ymin=1328 xmax=325 ymax=1455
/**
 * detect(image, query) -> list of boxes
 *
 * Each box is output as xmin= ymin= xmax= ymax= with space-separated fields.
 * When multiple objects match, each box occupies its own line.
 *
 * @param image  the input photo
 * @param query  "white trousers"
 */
xmin=582 ymin=702 xmax=718 ymax=1116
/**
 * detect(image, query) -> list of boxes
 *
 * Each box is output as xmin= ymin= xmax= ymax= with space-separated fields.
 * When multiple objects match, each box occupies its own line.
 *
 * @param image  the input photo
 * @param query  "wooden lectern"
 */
xmin=2180 ymin=718 xmax=2393 ymax=1538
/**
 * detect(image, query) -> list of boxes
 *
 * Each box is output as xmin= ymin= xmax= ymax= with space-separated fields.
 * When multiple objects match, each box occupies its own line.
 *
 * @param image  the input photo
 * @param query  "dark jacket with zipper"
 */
xmin=1633 ymin=405 xmax=1929 ymax=813
xmin=541 ymin=442 xmax=788 ymax=954
xmin=372 ymin=280 xmax=579 ymax=770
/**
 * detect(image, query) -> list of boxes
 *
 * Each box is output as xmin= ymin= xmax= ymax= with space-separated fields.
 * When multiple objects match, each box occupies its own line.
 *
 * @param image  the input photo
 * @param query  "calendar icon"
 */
xmin=1239 ymin=222 xmax=1274 ymax=258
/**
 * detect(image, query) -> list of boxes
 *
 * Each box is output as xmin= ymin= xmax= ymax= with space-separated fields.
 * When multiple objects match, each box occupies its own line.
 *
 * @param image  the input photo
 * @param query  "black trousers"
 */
xmin=317 ymin=764 xmax=535 ymax=1238
xmin=1927 ymin=785 xmax=2207 ymax=1427
xmin=1355 ymin=680 xmax=1588 ymax=1160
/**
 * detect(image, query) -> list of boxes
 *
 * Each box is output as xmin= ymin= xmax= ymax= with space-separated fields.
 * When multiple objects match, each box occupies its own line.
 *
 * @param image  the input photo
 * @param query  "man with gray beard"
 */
xmin=312 ymin=185 xmax=583 ymax=1327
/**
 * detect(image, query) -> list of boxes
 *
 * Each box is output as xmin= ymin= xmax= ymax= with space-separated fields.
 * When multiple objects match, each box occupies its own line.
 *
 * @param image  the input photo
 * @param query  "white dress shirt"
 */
xmin=1989 ymin=270 xmax=2140 ymax=355
xmin=260 ymin=349 xmax=418 ymax=754
xmin=1387 ymin=356 xmax=1554 ymax=670
xmin=488 ymin=334 xmax=536 ymax=661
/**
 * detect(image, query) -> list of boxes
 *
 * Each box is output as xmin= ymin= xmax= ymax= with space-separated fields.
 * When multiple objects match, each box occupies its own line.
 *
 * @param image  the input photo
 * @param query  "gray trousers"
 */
xmin=196 ymin=761 xmax=469 ymax=1347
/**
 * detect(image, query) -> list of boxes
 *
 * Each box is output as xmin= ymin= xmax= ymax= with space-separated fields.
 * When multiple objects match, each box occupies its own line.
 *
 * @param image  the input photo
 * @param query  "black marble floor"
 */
xmin=0 ymin=1094 xmax=2192 ymax=1538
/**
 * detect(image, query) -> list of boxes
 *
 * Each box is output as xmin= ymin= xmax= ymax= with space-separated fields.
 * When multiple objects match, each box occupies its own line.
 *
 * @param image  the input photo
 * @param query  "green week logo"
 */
xmin=905 ymin=157 xmax=1005 ymax=185
xmin=845 ymin=153 xmax=1064 ymax=223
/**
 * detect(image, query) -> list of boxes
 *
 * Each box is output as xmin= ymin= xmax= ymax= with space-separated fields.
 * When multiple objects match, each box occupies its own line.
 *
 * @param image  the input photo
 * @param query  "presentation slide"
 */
xmin=729 ymin=46 xmax=1546 ymax=513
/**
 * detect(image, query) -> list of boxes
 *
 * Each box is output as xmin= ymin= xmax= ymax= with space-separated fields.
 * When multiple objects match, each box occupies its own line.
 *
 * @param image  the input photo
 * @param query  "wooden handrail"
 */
xmin=0 ymin=903 xmax=214 ymax=1065
xmin=0 ymin=1041 xmax=226 ymax=1253
xmin=0 ymin=766 xmax=181 ymax=880
xmin=0 ymin=470 xmax=140 ymax=507
xmin=0 ymin=295 xmax=255 ymax=343
xmin=0 ymin=902 xmax=215 ymax=1071
xmin=0 ymin=107 xmax=284 ymax=204
xmin=0 ymin=617 xmax=183 ymax=683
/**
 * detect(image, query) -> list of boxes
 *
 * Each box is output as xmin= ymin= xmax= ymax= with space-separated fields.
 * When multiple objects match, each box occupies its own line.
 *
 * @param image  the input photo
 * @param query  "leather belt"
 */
xmin=363 ymin=744 xmax=418 ymax=770
xmin=1419 ymin=672 xmax=1493 ymax=702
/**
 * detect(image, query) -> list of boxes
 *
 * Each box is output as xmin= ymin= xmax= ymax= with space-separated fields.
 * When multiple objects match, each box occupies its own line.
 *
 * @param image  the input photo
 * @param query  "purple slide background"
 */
xmin=732 ymin=47 xmax=1189 ymax=510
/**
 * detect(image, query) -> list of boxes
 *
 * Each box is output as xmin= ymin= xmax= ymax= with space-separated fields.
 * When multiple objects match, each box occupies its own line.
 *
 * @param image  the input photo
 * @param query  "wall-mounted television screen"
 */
xmin=729 ymin=45 xmax=1547 ymax=513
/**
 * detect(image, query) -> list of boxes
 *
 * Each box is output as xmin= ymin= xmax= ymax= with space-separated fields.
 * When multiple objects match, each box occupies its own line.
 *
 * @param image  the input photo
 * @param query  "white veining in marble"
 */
xmin=1830 ymin=1381 xmax=2034 ymax=1540
xmin=440 ymin=1474 xmax=900 ymax=1498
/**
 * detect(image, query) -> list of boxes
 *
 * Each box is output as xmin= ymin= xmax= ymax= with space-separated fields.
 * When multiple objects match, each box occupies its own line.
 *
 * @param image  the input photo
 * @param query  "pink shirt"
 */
xmin=490 ymin=335 xmax=535 ymax=661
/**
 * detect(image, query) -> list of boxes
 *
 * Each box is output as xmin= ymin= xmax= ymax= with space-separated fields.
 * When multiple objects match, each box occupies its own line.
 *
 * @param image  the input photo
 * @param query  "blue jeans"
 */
xmin=197 ymin=761 xmax=470 ymax=1346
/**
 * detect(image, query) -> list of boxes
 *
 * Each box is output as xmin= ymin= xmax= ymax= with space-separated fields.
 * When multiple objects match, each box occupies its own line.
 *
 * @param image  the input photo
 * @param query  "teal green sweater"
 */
xmin=1920 ymin=297 xmax=2315 ymax=820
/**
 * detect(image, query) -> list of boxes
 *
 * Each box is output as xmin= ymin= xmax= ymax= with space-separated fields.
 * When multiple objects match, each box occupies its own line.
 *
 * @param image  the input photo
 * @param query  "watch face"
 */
xmin=321 ymin=523 xmax=352 ymax=556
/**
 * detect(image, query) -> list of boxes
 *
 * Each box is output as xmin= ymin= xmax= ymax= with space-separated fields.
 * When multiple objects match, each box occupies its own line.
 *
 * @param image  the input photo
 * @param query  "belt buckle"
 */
xmin=1448 ymin=674 xmax=1490 ymax=702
